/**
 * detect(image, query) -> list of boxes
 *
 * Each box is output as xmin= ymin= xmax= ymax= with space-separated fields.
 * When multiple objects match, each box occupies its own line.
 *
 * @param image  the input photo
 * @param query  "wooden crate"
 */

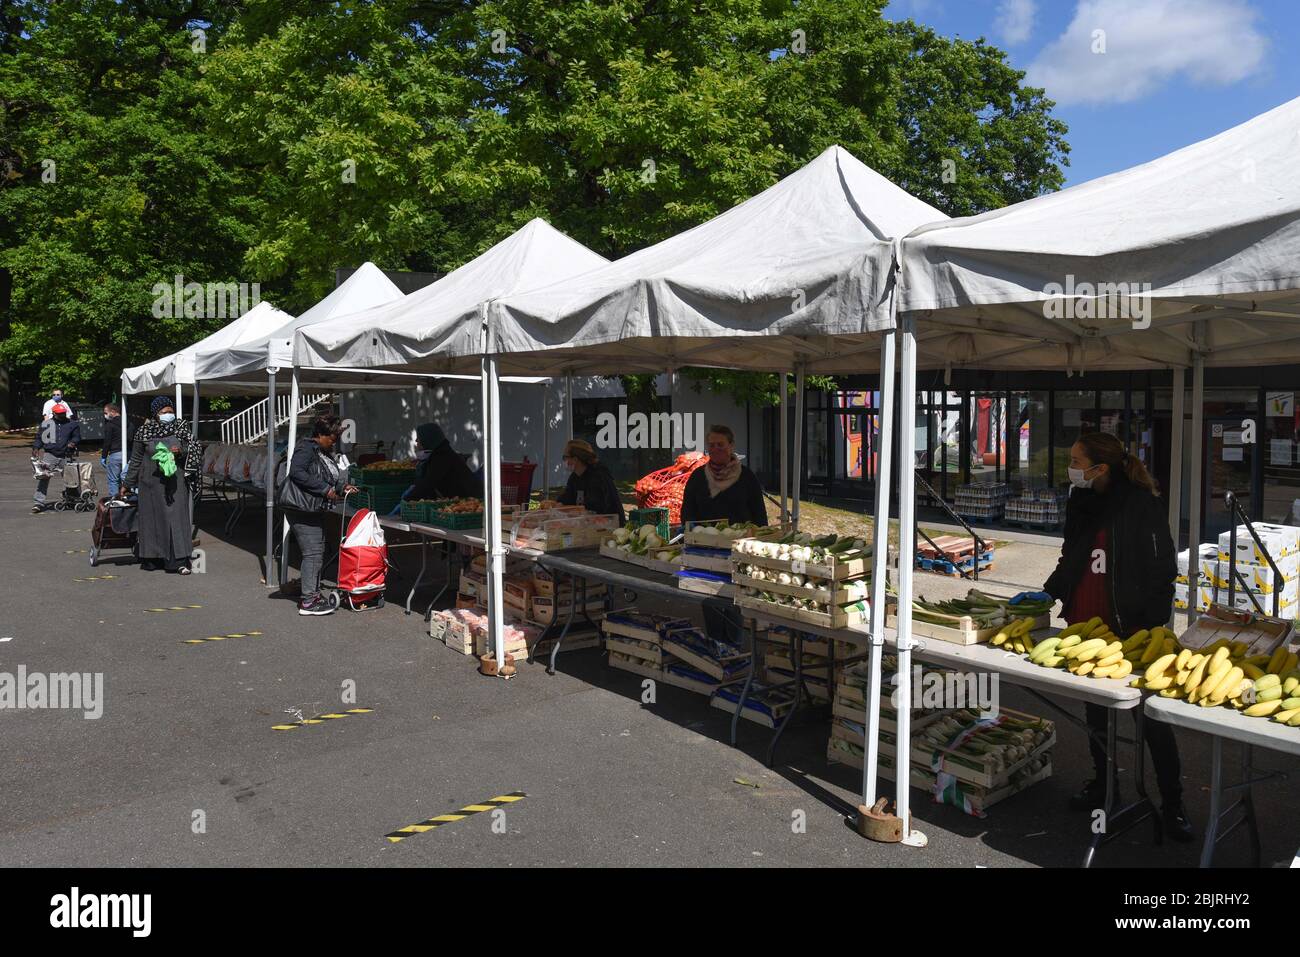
xmin=530 ymin=593 xmax=607 ymax=626
xmin=598 ymin=542 xmax=681 ymax=575
xmin=610 ymin=652 xmax=720 ymax=696
xmin=731 ymin=547 xmax=870 ymax=582
xmin=605 ymin=635 xmax=669 ymax=666
xmin=886 ymin=608 xmax=1049 ymax=646
xmin=735 ymin=593 xmax=869 ymax=630
xmin=678 ymin=545 xmax=734 ymax=574
xmin=873 ymin=721 xmax=1056 ymax=789
xmin=683 ymin=520 xmax=780 ymax=549
xmin=732 ymin=572 xmax=869 ymax=606
xmin=830 ymin=695 xmax=949 ymax=735
xmin=600 ymin=612 xmax=693 ymax=642
xmin=676 ymin=573 xmax=735 ymax=598
xmin=710 ymin=683 xmax=797 ymax=728
xmin=826 ymin=739 xmax=1053 ymax=815
xmin=660 ymin=629 xmax=750 ymax=683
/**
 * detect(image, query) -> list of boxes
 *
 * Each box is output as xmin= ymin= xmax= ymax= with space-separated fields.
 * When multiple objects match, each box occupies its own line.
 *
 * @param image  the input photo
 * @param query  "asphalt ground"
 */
xmin=1 ymin=439 xmax=1297 ymax=868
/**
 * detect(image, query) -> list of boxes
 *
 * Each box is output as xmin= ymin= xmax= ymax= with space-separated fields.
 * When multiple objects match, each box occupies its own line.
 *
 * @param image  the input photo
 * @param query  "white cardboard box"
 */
xmin=1179 ymin=543 xmax=1218 ymax=582
xmin=1218 ymin=524 xmax=1300 ymax=564
xmin=1214 ymin=557 xmax=1300 ymax=594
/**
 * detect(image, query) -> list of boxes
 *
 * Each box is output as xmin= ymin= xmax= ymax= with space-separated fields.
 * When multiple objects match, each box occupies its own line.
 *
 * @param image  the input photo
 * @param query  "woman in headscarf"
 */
xmin=122 ymin=396 xmax=196 ymax=573
xmin=406 ymin=422 xmax=481 ymax=503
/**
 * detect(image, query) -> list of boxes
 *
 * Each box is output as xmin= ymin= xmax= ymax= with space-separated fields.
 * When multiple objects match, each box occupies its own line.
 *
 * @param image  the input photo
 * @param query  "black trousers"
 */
xmin=1085 ymin=703 xmax=1182 ymax=802
xmin=702 ymin=599 xmax=744 ymax=646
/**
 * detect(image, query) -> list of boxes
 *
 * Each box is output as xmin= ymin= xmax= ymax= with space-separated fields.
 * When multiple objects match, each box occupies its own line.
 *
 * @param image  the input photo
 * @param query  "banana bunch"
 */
xmin=1022 ymin=616 xmax=1139 ymax=680
xmin=988 ymin=616 xmax=1038 ymax=653
xmin=1139 ymin=637 xmax=1300 ymax=722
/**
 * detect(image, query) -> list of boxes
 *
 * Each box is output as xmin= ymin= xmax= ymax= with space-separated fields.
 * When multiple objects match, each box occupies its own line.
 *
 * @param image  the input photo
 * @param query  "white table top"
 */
xmin=1145 ymin=695 xmax=1300 ymax=756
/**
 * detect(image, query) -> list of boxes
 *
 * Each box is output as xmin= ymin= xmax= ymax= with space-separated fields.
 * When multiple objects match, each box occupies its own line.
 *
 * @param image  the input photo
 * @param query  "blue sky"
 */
xmin=884 ymin=0 xmax=1299 ymax=186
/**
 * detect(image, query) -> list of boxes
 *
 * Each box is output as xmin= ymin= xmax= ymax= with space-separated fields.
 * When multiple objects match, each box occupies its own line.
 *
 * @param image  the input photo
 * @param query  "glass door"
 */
xmin=1203 ymin=416 xmax=1257 ymax=541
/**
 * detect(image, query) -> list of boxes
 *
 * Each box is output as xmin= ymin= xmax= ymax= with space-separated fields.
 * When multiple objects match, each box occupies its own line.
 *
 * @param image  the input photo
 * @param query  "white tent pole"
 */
xmin=191 ymin=381 xmax=200 ymax=436
xmin=1188 ymin=345 xmax=1206 ymax=624
xmin=265 ymin=367 xmax=277 ymax=586
xmin=895 ymin=313 xmax=926 ymax=848
xmin=863 ymin=329 xmax=896 ymax=810
xmin=792 ymin=365 xmax=806 ymax=529
xmin=541 ymin=381 xmax=550 ymax=501
xmin=280 ymin=367 xmax=300 ymax=586
xmin=566 ymin=373 xmax=574 ymax=441
xmin=338 ymin=390 xmax=347 ymax=455
xmin=779 ymin=372 xmax=789 ymax=528
xmin=189 ymin=380 xmax=200 ymax=541
xmin=1168 ymin=366 xmax=1186 ymax=623
xmin=488 ymin=354 xmax=505 ymax=669
xmin=120 ymin=375 xmax=129 ymax=482
xmin=175 ymin=382 xmax=183 ymax=421
xmin=668 ymin=367 xmax=678 ymax=458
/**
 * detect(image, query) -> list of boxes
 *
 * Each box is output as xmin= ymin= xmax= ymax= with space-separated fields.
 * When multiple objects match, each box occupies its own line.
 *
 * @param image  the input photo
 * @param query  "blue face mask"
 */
xmin=159 ymin=413 xmax=176 ymax=423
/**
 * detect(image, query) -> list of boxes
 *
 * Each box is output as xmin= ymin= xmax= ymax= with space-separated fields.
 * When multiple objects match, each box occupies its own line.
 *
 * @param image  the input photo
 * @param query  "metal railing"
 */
xmin=914 ymin=473 xmax=988 ymax=581
xmin=220 ymin=392 xmax=331 ymax=445
xmin=1215 ymin=490 xmax=1283 ymax=619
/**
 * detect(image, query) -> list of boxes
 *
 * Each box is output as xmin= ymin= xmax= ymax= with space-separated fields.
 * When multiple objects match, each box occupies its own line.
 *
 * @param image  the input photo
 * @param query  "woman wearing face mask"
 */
xmin=31 ymin=402 xmax=80 ymax=512
xmin=557 ymin=439 xmax=624 ymax=524
xmin=402 ymin=422 xmax=481 ymax=507
xmin=122 ymin=396 xmax=195 ymax=573
xmin=1013 ymin=432 xmax=1189 ymax=841
xmin=279 ymin=414 xmax=359 ymax=616
xmin=680 ymin=425 xmax=767 ymax=527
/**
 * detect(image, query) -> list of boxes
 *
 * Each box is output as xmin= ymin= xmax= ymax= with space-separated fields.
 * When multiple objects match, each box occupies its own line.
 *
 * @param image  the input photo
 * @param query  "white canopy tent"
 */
xmin=289 ymin=218 xmax=611 ymax=652
xmin=890 ymin=95 xmax=1300 ymax=849
xmin=187 ymin=262 xmax=406 ymax=582
xmin=118 ymin=299 xmax=296 ymax=473
xmin=388 ymin=144 xmax=946 ymax=844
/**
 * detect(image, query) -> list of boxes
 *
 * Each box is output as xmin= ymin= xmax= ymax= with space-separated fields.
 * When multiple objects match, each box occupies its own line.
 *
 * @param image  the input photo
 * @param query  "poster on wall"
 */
xmin=1223 ymin=447 xmax=1244 ymax=462
xmin=1271 ymin=438 xmax=1293 ymax=466
xmin=1266 ymin=392 xmax=1294 ymax=417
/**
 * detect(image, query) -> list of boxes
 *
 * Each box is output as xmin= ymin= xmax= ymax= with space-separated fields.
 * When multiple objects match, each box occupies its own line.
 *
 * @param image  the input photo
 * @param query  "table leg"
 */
xmin=423 ymin=544 xmax=455 ymax=621
xmin=729 ymin=618 xmax=758 ymax=747
xmin=1242 ymin=744 xmax=1262 ymax=868
xmin=766 ymin=630 xmax=803 ymax=767
xmin=1200 ymin=734 xmax=1224 ymax=868
xmin=405 ymin=535 xmax=429 ymax=615
xmin=547 ymin=570 xmax=579 ymax=675
xmin=1132 ymin=704 xmax=1163 ymax=846
xmin=1082 ymin=708 xmax=1118 ymax=869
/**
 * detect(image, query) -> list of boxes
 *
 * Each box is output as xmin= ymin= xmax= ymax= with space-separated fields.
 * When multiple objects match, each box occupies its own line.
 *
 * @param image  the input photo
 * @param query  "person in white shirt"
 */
xmin=42 ymin=389 xmax=76 ymax=420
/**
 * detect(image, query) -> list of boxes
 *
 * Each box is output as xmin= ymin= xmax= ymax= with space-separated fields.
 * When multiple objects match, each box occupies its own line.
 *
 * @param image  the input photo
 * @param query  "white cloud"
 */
xmin=996 ymin=0 xmax=1037 ymax=46
xmin=1025 ymin=0 xmax=1268 ymax=106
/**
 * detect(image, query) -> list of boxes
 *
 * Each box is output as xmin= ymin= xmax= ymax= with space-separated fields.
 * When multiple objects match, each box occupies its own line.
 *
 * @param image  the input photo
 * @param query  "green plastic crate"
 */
xmin=400 ymin=500 xmax=432 ymax=522
xmin=629 ymin=506 xmax=669 ymax=541
xmin=427 ymin=509 xmax=485 ymax=530
xmin=356 ymin=484 xmax=405 ymax=515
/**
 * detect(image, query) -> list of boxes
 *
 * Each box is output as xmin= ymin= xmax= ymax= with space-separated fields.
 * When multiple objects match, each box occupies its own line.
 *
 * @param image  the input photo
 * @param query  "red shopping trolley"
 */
xmin=321 ymin=493 xmax=389 ymax=611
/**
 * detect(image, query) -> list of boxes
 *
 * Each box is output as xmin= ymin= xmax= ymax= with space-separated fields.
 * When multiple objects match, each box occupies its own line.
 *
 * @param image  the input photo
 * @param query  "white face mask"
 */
xmin=1068 ymin=465 xmax=1096 ymax=489
xmin=159 ymin=413 xmax=176 ymax=424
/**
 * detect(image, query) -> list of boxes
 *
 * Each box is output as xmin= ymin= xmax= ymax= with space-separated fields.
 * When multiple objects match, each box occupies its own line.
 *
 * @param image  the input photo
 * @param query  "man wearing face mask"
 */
xmin=122 ymin=396 xmax=196 ymax=573
xmin=100 ymin=403 xmax=129 ymax=498
xmin=31 ymin=402 xmax=80 ymax=512
xmin=42 ymin=388 xmax=76 ymax=421
xmin=1011 ymin=431 xmax=1189 ymax=842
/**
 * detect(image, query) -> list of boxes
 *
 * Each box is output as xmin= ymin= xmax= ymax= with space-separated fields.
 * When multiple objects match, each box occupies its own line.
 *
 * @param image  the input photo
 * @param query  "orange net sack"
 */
xmin=634 ymin=452 xmax=708 ymax=525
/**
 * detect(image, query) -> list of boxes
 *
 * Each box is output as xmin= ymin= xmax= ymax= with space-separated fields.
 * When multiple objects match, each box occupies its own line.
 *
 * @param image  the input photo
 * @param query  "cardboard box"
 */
xmin=1218 ymin=523 xmax=1300 ymax=564
xmin=1178 ymin=543 xmax=1218 ymax=583
xmin=1214 ymin=555 xmax=1300 ymax=593
xmin=1199 ymin=584 xmax=1296 ymax=616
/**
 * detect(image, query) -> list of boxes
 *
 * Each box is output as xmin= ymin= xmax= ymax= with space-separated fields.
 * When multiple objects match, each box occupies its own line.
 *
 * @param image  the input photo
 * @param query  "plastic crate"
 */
xmin=400 ymin=500 xmax=433 ymax=522
xmin=500 ymin=460 xmax=536 ymax=505
xmin=356 ymin=484 xmax=405 ymax=515
xmin=629 ymin=506 xmax=669 ymax=541
xmin=428 ymin=508 xmax=485 ymax=529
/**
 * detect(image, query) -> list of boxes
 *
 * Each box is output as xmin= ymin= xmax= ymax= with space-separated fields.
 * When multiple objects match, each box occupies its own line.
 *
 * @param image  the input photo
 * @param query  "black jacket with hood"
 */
xmin=279 ymin=437 xmax=346 ymax=513
xmin=1043 ymin=474 xmax=1176 ymax=635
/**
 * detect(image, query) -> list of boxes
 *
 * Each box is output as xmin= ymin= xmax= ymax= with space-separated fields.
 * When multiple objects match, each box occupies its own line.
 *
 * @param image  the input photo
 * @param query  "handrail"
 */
xmin=914 ymin=472 xmax=987 ymax=581
xmin=220 ymin=392 xmax=331 ymax=445
xmin=1221 ymin=490 xmax=1282 ymax=619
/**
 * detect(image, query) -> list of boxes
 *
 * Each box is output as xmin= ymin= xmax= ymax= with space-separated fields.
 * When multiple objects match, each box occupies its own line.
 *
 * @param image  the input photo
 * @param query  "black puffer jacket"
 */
xmin=279 ymin=438 xmax=345 ymax=512
xmin=1043 ymin=475 xmax=1176 ymax=634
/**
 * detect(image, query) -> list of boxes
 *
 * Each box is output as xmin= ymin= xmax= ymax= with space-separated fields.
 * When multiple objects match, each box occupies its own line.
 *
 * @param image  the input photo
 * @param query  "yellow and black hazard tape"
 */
xmin=65 ymin=548 xmax=88 ymax=554
xmin=145 ymin=604 xmax=204 ymax=613
xmin=184 ymin=630 xmax=264 ymax=645
xmin=73 ymin=574 xmax=119 ymax=583
xmin=385 ymin=792 xmax=526 ymax=843
xmin=272 ymin=707 xmax=374 ymax=731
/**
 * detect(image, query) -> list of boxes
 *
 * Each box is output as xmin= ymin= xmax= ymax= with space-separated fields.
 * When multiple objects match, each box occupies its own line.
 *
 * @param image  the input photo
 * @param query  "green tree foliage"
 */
xmin=1 ymin=0 xmax=1069 ymax=402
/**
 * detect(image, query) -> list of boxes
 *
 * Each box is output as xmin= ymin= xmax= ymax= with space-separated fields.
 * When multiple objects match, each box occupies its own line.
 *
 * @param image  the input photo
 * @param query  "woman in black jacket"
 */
xmin=280 ymin=415 xmax=358 ymax=616
xmin=1017 ymin=432 xmax=1191 ymax=841
xmin=558 ymin=439 xmax=624 ymax=525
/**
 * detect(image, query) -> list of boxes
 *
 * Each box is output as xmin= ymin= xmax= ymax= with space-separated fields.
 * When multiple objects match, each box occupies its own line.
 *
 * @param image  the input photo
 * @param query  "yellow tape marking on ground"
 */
xmin=385 ymin=792 xmax=527 ymax=843
xmin=271 ymin=707 xmax=375 ymax=731
xmin=182 ymin=630 xmax=264 ymax=646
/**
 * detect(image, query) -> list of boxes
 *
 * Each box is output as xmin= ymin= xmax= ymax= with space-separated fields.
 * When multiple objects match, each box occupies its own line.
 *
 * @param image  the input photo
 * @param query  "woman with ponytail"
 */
xmin=1014 ymin=432 xmax=1190 ymax=841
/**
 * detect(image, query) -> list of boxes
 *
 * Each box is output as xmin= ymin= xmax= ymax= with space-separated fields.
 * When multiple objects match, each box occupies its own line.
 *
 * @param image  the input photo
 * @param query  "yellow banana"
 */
xmin=1122 ymin=630 xmax=1150 ymax=653
xmin=1113 ymin=659 xmax=1133 ymax=679
xmin=1267 ymin=645 xmax=1288 ymax=674
xmin=1243 ymin=700 xmax=1282 ymax=717
xmin=1145 ymin=675 xmax=1174 ymax=690
xmin=1145 ymin=653 xmax=1178 ymax=681
xmin=1207 ymin=667 xmax=1244 ymax=707
xmin=1139 ymin=633 xmax=1165 ymax=665
xmin=1076 ymin=661 xmax=1096 ymax=676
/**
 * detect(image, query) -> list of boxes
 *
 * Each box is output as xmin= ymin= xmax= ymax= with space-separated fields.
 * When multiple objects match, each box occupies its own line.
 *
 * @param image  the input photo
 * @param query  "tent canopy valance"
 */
xmin=899 ymin=95 xmax=1300 ymax=372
